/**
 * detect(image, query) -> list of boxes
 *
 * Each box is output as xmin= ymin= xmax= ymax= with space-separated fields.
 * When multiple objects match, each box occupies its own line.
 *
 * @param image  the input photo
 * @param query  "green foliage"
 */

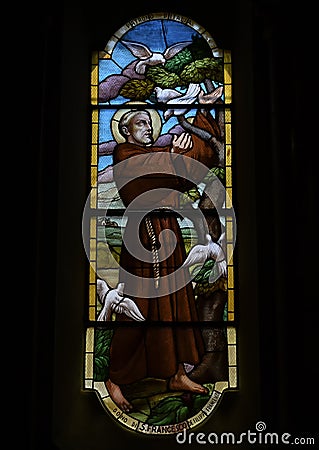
xmin=147 ymin=397 xmax=186 ymax=425
xmin=204 ymin=166 xmax=226 ymax=184
xmin=146 ymin=66 xmax=181 ymax=89
xmin=164 ymin=36 xmax=213 ymax=75
xmin=94 ymin=328 xmax=113 ymax=381
xmin=180 ymin=187 xmax=201 ymax=206
xmin=180 ymin=58 xmax=223 ymax=85
xmin=118 ymin=34 xmax=224 ymax=101
xmin=146 ymin=393 xmax=210 ymax=425
xmin=191 ymin=259 xmax=224 ymax=297
xmin=194 ymin=281 xmax=213 ymax=296
xmin=164 ymin=48 xmax=193 ymax=74
xmin=192 ymin=259 xmax=216 ymax=283
xmin=120 ymin=79 xmax=155 ymax=101
xmin=191 ymin=393 xmax=211 ymax=412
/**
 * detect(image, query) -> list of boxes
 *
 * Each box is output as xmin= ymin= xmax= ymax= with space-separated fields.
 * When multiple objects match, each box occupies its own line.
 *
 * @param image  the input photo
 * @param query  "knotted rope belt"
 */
xmin=144 ymin=215 xmax=160 ymax=289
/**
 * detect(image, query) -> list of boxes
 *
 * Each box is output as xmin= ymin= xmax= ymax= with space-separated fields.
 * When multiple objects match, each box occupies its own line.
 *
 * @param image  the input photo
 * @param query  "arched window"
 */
xmin=82 ymin=12 xmax=237 ymax=435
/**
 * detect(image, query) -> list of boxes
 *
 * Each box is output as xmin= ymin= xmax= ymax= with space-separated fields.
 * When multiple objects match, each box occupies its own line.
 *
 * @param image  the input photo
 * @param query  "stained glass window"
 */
xmin=82 ymin=12 xmax=237 ymax=435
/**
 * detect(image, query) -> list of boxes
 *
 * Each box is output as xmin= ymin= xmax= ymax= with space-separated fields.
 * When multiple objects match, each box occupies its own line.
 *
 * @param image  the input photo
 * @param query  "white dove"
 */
xmin=121 ymin=40 xmax=191 ymax=75
xmin=182 ymin=232 xmax=227 ymax=277
xmin=96 ymin=279 xmax=145 ymax=321
xmin=163 ymin=83 xmax=201 ymax=121
xmin=154 ymin=86 xmax=183 ymax=103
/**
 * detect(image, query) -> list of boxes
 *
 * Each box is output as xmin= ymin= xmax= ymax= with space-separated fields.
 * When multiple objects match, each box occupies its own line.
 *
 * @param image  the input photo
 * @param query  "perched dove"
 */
xmin=154 ymin=86 xmax=183 ymax=103
xmin=182 ymin=232 xmax=227 ymax=278
xmin=163 ymin=83 xmax=201 ymax=121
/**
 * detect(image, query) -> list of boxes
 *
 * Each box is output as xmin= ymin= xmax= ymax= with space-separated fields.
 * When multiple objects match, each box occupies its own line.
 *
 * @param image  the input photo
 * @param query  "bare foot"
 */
xmin=169 ymin=365 xmax=208 ymax=394
xmin=105 ymin=379 xmax=133 ymax=413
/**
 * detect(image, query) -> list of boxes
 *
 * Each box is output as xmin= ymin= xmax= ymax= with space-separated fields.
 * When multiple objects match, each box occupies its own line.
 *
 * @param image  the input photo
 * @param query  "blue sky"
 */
xmin=97 ymin=17 xmax=218 ymax=171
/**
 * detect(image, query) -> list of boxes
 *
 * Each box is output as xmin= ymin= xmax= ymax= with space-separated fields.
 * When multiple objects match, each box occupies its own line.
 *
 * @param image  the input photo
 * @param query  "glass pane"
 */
xmin=82 ymin=12 xmax=237 ymax=435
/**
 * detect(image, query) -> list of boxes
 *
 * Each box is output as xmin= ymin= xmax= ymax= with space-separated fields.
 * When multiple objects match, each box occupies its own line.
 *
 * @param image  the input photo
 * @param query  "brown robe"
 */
xmin=109 ymin=111 xmax=220 ymax=384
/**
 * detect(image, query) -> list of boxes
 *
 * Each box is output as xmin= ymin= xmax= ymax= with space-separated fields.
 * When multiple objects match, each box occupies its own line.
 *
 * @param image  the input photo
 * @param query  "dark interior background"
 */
xmin=19 ymin=0 xmax=318 ymax=448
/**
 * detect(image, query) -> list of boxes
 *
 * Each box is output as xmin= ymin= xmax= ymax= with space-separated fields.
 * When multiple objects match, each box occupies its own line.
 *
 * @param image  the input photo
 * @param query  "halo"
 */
xmin=111 ymin=102 xmax=162 ymax=144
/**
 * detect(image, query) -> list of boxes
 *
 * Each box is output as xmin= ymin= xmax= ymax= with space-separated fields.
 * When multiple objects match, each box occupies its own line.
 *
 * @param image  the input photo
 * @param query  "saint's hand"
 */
xmin=198 ymin=86 xmax=223 ymax=104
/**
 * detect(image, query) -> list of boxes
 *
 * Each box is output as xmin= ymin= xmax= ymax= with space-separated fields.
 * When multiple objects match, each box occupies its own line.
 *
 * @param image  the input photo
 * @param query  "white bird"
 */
xmin=121 ymin=40 xmax=191 ymax=75
xmin=182 ymin=232 xmax=227 ymax=277
xmin=163 ymin=83 xmax=201 ymax=121
xmin=96 ymin=279 xmax=145 ymax=322
xmin=154 ymin=86 xmax=183 ymax=103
